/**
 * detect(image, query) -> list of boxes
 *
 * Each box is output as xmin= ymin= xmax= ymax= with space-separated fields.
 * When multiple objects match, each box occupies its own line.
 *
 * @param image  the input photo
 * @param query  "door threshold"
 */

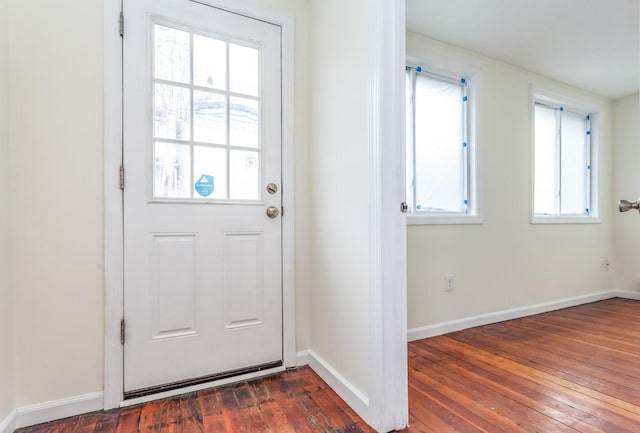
xmin=121 ymin=361 xmax=283 ymax=405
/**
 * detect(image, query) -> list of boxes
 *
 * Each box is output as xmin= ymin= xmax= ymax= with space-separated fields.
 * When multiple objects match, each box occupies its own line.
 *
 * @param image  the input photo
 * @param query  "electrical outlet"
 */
xmin=445 ymin=273 xmax=454 ymax=292
xmin=601 ymin=258 xmax=610 ymax=271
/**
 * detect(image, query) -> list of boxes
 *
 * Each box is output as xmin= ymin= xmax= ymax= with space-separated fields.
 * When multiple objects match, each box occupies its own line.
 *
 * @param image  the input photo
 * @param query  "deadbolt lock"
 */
xmin=266 ymin=183 xmax=278 ymax=194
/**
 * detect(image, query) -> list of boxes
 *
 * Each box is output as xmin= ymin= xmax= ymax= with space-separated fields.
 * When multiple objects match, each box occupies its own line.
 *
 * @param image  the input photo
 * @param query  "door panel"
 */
xmin=150 ymin=233 xmax=197 ymax=339
xmin=123 ymin=0 xmax=282 ymax=393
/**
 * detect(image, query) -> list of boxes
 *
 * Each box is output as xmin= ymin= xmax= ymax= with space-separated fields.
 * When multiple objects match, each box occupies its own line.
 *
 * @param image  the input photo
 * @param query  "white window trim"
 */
xmin=530 ymin=86 xmax=602 ymax=224
xmin=406 ymin=57 xmax=482 ymax=225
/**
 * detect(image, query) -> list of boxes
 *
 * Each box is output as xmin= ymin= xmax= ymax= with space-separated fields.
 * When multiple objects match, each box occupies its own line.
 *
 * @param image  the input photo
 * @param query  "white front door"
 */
xmin=122 ymin=0 xmax=283 ymax=394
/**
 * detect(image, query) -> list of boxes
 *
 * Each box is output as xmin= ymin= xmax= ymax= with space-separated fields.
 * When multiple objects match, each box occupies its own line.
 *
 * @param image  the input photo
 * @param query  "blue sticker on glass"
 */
xmin=195 ymin=174 xmax=214 ymax=197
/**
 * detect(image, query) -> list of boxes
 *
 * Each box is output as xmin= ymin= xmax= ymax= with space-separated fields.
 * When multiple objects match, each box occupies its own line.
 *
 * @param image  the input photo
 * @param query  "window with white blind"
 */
xmin=405 ymin=65 xmax=479 ymax=224
xmin=533 ymin=94 xmax=599 ymax=222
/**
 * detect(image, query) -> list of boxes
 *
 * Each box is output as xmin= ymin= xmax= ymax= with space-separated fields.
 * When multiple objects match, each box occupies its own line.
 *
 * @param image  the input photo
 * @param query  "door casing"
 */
xmin=103 ymin=0 xmax=296 ymax=409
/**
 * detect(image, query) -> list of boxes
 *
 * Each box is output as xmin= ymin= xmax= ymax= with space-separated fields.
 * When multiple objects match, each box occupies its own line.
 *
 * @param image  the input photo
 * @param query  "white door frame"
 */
xmin=367 ymin=0 xmax=408 ymax=431
xmin=103 ymin=0 xmax=296 ymax=409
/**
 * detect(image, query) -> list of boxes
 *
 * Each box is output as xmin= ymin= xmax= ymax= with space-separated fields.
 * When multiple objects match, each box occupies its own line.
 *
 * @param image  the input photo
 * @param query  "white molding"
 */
xmin=103 ymin=0 xmax=124 ymax=411
xmin=408 ymin=290 xmax=616 ymax=342
xmin=278 ymin=10 xmax=297 ymax=371
xmin=104 ymin=0 xmax=296 ymax=408
xmin=367 ymin=0 xmax=408 ymax=431
xmin=407 ymin=214 xmax=483 ymax=225
xmin=295 ymin=350 xmax=310 ymax=367
xmin=614 ymin=290 xmax=640 ymax=300
xmin=0 ymin=410 xmax=16 ymax=433
xmin=306 ymin=351 xmax=369 ymax=424
xmin=13 ymin=392 xmax=103 ymax=430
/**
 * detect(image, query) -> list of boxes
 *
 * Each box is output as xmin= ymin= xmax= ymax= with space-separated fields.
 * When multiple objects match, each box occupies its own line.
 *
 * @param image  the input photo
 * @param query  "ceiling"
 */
xmin=406 ymin=0 xmax=639 ymax=100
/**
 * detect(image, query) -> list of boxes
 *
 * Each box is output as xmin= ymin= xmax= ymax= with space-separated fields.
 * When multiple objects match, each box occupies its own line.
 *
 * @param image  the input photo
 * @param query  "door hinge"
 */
xmin=120 ymin=319 xmax=125 ymax=345
xmin=119 ymin=11 xmax=124 ymax=37
xmin=281 ymin=206 xmax=284 ymax=217
xmin=119 ymin=165 xmax=125 ymax=190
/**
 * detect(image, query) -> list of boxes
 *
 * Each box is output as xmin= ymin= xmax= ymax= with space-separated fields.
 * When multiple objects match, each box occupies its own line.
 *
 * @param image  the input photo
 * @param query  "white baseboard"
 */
xmin=304 ymin=350 xmax=369 ymax=424
xmin=295 ymin=350 xmax=310 ymax=367
xmin=0 ymin=410 xmax=16 ymax=433
xmin=13 ymin=392 xmax=103 ymax=430
xmin=615 ymin=290 xmax=640 ymax=300
xmin=408 ymin=290 xmax=617 ymax=342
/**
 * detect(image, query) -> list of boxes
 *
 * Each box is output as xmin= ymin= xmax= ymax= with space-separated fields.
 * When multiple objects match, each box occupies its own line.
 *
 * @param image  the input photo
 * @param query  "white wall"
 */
xmin=613 ymin=93 xmax=640 ymax=292
xmin=407 ymin=33 xmax=615 ymax=330
xmin=4 ymin=0 xmax=311 ymax=411
xmin=0 ymin=0 xmax=14 ymax=422
xmin=308 ymin=0 xmax=370 ymax=397
xmin=9 ymin=0 xmax=105 ymax=406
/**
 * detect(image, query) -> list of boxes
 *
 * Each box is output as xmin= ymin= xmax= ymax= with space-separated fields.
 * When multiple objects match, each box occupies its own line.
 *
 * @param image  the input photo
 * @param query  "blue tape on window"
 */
xmin=586 ymin=208 xmax=590 ymax=214
xmin=464 ymin=199 xmax=469 ymax=205
xmin=587 ymin=164 xmax=591 ymax=170
xmin=405 ymin=65 xmax=409 ymax=71
xmin=462 ymin=142 xmax=468 ymax=148
xmin=416 ymin=205 xmax=422 ymax=210
xmin=586 ymin=131 xmax=591 ymax=135
xmin=416 ymin=66 xmax=422 ymax=73
xmin=587 ymin=115 xmax=591 ymax=120
xmin=461 ymin=78 xmax=466 ymax=84
xmin=463 ymin=95 xmax=468 ymax=102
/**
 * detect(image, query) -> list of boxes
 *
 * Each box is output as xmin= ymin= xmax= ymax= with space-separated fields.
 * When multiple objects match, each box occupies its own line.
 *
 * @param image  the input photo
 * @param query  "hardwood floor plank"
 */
xmin=458 ymin=324 xmax=640 ymax=397
xmin=261 ymin=374 xmax=317 ymax=433
xmin=412 ymin=341 xmax=611 ymax=433
xmin=92 ymin=411 xmax=120 ymax=433
xmin=179 ymin=394 xmax=204 ymax=433
xmin=518 ymin=315 xmax=640 ymax=356
xmin=438 ymin=335 xmax=640 ymax=424
xmin=410 ymin=383 xmax=495 ymax=433
xmin=138 ymin=399 xmax=165 ymax=433
xmin=219 ymin=385 xmax=250 ymax=432
xmin=197 ymin=388 xmax=227 ymax=433
xmin=114 ymin=406 xmax=141 ymax=433
xmin=161 ymin=397 xmax=184 ymax=433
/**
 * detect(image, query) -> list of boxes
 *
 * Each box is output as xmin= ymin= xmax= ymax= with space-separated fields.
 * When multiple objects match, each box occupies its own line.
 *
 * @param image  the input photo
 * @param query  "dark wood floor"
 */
xmin=408 ymin=298 xmax=640 ymax=432
xmin=17 ymin=298 xmax=640 ymax=432
xmin=16 ymin=367 xmax=375 ymax=433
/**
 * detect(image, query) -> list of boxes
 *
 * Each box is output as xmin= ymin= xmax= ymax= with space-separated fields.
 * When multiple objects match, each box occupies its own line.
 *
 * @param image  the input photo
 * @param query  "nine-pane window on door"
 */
xmin=405 ymin=65 xmax=476 ymax=219
xmin=153 ymin=22 xmax=261 ymax=201
xmin=533 ymin=100 xmax=594 ymax=219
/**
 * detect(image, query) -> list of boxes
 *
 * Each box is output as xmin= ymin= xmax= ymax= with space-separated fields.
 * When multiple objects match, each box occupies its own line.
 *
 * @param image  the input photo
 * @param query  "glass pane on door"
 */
xmin=152 ymin=22 xmax=263 ymax=201
xmin=154 ymin=142 xmax=191 ymax=198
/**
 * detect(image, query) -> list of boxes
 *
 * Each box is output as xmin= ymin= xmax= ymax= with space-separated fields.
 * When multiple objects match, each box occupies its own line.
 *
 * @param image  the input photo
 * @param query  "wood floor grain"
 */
xmin=408 ymin=298 xmax=640 ymax=432
xmin=16 ymin=367 xmax=375 ymax=433
xmin=16 ymin=298 xmax=640 ymax=432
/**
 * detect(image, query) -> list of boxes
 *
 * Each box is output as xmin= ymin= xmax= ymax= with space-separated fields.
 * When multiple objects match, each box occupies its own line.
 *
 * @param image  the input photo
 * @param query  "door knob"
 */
xmin=619 ymin=199 xmax=640 ymax=213
xmin=266 ymin=206 xmax=280 ymax=218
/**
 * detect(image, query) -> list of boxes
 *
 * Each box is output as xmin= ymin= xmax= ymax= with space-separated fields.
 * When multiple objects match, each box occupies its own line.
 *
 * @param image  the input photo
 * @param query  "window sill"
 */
xmin=407 ymin=214 xmax=483 ymax=226
xmin=531 ymin=215 xmax=601 ymax=224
